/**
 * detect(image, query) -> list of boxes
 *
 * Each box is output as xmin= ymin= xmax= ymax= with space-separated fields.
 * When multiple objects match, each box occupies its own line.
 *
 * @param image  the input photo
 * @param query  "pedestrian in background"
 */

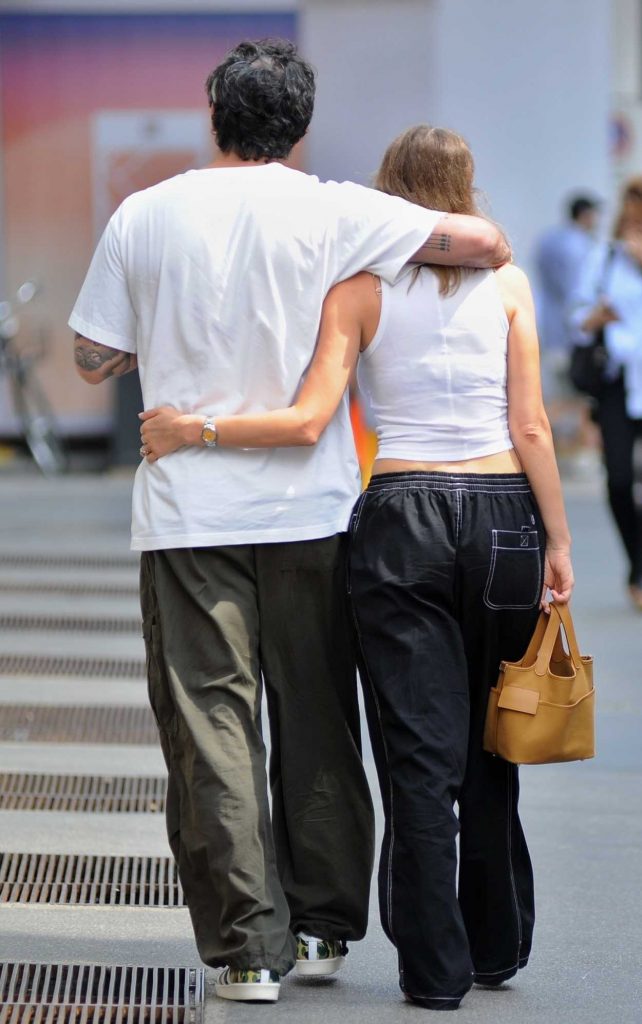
xmin=570 ymin=177 xmax=642 ymax=610
xmin=534 ymin=195 xmax=601 ymax=458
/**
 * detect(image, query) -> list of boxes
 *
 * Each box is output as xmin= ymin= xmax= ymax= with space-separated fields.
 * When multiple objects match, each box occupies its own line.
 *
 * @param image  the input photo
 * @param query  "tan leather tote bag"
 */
xmin=483 ymin=602 xmax=595 ymax=764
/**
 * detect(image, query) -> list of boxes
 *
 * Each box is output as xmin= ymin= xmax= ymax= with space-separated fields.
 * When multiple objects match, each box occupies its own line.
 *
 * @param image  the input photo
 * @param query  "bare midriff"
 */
xmin=372 ymin=448 xmax=523 ymax=476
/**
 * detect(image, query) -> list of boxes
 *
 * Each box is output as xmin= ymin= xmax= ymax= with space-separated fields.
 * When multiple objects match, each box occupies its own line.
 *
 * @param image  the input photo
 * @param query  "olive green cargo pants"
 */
xmin=140 ymin=535 xmax=374 ymax=974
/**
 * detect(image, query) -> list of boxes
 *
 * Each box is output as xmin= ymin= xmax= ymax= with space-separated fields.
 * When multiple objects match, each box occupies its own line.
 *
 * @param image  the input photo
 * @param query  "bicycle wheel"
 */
xmin=11 ymin=362 xmax=68 ymax=476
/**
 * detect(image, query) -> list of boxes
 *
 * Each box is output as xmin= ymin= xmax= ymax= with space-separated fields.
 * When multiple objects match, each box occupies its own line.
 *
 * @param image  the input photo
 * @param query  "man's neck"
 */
xmin=209 ymin=152 xmax=285 ymax=170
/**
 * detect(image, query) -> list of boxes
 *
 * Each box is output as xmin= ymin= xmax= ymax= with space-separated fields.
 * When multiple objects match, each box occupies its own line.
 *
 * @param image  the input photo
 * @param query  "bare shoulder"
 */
xmin=494 ymin=262 xmax=531 ymax=290
xmin=494 ymin=263 xmax=535 ymax=317
xmin=323 ymin=272 xmax=379 ymax=315
xmin=494 ymin=263 xmax=533 ymax=299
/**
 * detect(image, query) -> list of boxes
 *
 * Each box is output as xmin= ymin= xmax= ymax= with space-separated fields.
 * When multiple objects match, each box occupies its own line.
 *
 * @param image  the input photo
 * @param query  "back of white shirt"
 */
xmin=69 ymin=164 xmax=441 ymax=549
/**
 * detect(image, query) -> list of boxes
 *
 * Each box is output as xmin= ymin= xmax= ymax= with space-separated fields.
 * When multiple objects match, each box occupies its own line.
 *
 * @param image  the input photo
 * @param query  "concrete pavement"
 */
xmin=0 ymin=467 xmax=640 ymax=1023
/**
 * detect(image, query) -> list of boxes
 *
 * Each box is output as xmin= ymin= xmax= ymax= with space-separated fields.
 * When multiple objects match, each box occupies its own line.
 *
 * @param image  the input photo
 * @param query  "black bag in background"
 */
xmin=569 ymin=326 xmax=609 ymax=398
xmin=569 ymin=244 xmax=616 ymax=399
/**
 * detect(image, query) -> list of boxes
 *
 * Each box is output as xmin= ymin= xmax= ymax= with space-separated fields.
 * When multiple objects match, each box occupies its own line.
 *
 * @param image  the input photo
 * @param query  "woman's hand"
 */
xmin=139 ymin=406 xmax=200 ymax=463
xmin=541 ymin=546 xmax=574 ymax=608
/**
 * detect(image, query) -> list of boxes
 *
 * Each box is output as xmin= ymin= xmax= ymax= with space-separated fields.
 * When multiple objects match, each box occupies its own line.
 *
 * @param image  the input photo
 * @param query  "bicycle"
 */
xmin=0 ymin=282 xmax=68 ymax=475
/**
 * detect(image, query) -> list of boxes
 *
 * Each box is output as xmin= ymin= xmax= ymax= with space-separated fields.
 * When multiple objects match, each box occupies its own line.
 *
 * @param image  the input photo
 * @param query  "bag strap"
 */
xmin=521 ymin=608 xmax=565 ymax=668
xmin=521 ymin=610 xmax=553 ymax=665
xmin=552 ymin=602 xmax=583 ymax=667
xmin=598 ymin=242 xmax=617 ymax=295
xmin=534 ymin=603 xmax=582 ymax=676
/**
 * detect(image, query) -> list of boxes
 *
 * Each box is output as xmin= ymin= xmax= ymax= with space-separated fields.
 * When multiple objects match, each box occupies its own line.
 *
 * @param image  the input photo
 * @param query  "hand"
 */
xmin=139 ymin=406 xmax=189 ymax=463
xmin=622 ymin=232 xmax=642 ymax=267
xmin=580 ymin=301 xmax=619 ymax=333
xmin=541 ymin=547 xmax=574 ymax=609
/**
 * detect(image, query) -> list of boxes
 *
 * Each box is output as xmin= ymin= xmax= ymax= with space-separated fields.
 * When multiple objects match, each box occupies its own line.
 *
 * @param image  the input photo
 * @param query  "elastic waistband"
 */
xmin=366 ymin=471 xmax=532 ymax=494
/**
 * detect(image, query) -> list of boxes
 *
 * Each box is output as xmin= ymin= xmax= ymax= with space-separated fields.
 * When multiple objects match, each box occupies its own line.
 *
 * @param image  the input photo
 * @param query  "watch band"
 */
xmin=201 ymin=417 xmax=218 ymax=448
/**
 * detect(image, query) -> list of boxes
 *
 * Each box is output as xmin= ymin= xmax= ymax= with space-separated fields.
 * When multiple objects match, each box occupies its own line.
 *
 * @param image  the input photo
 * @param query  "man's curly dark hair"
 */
xmin=205 ymin=39 xmax=316 ymax=161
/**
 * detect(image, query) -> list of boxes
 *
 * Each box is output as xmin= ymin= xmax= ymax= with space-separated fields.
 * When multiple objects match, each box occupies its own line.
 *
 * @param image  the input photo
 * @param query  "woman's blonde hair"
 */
xmin=613 ymin=175 xmax=642 ymax=239
xmin=375 ymin=124 xmax=481 ymax=295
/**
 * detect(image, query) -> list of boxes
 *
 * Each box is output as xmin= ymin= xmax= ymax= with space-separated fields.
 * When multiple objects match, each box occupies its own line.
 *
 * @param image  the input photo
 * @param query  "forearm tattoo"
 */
xmin=418 ymin=233 xmax=452 ymax=254
xmin=74 ymin=333 xmax=136 ymax=379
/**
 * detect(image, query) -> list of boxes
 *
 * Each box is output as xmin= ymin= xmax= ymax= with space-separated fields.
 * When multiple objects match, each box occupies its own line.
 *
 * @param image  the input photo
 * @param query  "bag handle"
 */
xmin=524 ymin=606 xmax=561 ymax=663
xmin=522 ymin=607 xmax=566 ymax=668
xmin=534 ymin=602 xmax=582 ymax=676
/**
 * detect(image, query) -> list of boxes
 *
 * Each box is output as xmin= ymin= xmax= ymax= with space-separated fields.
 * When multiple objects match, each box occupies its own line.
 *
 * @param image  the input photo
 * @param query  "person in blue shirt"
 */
xmin=534 ymin=196 xmax=601 ymax=454
xmin=569 ymin=179 xmax=642 ymax=610
xmin=536 ymin=195 xmax=601 ymax=353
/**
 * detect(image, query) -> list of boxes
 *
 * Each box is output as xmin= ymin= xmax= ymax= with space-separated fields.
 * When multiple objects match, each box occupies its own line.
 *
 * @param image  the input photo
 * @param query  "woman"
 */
xmin=140 ymin=126 xmax=574 ymax=1011
xmin=570 ymin=177 xmax=642 ymax=610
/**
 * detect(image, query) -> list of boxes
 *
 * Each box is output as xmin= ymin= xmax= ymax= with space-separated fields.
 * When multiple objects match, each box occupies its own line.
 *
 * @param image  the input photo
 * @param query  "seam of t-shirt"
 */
xmin=68 ymin=312 xmax=137 ymax=354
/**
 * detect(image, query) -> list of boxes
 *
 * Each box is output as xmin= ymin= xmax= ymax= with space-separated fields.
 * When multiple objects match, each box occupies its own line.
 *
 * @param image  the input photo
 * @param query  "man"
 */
xmin=535 ymin=195 xmax=600 ymax=354
xmin=534 ymin=195 xmax=601 ymax=451
xmin=71 ymin=39 xmax=510 ymax=1004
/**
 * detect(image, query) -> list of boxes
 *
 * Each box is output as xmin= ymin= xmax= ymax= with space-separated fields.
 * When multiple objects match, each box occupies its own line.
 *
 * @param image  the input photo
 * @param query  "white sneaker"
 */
xmin=294 ymin=934 xmax=346 ymax=977
xmin=215 ymin=967 xmax=280 ymax=1002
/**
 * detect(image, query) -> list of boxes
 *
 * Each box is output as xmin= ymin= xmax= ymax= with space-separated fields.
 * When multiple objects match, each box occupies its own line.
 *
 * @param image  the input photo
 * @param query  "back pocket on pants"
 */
xmin=483 ymin=529 xmax=542 ymax=610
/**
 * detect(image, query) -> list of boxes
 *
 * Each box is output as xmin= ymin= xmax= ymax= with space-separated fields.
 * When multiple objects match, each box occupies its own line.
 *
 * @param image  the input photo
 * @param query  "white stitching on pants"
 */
xmin=356 ymin=632 xmax=397 ymax=946
xmin=507 ymin=768 xmax=523 ymax=952
xmin=483 ymin=530 xmax=542 ymax=610
xmin=352 ymin=492 xmax=369 ymax=535
xmin=367 ymin=484 xmax=531 ymax=495
xmin=455 ymin=488 xmax=462 ymax=540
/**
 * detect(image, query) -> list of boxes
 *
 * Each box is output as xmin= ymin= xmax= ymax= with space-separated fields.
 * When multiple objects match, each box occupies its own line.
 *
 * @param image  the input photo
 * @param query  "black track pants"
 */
xmin=349 ymin=472 xmax=545 ymax=1005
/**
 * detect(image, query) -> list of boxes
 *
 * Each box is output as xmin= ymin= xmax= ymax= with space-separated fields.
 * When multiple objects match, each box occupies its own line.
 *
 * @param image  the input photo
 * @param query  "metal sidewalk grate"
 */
xmin=0 ymin=655 xmax=145 ymax=678
xmin=0 ymin=774 xmax=166 ymax=813
xmin=0 ymin=963 xmax=204 ymax=1023
xmin=0 ymin=581 xmax=139 ymax=598
xmin=0 ymin=614 xmax=142 ymax=635
xmin=0 ymin=553 xmax=138 ymax=571
xmin=0 ymin=853 xmax=184 ymax=907
xmin=0 ymin=706 xmax=158 ymax=745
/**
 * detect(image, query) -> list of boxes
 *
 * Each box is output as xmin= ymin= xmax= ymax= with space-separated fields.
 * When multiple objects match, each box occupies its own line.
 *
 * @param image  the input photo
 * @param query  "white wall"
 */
xmin=302 ymin=0 xmax=612 ymax=270
xmin=300 ymin=0 xmax=434 ymax=187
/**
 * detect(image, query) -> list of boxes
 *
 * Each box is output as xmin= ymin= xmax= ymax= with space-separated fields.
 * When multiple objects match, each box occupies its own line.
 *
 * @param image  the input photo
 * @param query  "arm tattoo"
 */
xmin=74 ymin=333 xmax=136 ymax=379
xmin=419 ymin=233 xmax=452 ymax=253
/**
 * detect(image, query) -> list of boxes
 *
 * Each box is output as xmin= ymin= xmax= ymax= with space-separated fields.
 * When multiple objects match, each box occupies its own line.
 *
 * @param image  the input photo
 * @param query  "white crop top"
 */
xmin=357 ymin=266 xmax=512 ymax=461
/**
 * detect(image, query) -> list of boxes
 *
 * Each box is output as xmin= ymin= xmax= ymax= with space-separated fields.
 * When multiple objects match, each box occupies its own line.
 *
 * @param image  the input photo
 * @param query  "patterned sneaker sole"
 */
xmin=294 ymin=955 xmax=345 ymax=978
xmin=215 ymin=981 xmax=280 ymax=1002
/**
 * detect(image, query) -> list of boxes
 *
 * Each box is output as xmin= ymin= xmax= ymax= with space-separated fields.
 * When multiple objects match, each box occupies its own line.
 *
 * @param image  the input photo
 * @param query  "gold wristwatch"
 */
xmin=201 ymin=418 xmax=218 ymax=448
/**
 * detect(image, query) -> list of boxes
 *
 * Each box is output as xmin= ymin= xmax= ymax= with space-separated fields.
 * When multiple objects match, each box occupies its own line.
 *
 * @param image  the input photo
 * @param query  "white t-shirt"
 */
xmin=69 ymin=164 xmax=442 ymax=549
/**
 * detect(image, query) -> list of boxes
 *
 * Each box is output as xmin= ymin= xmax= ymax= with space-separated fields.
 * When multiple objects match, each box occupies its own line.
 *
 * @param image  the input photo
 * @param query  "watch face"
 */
xmin=202 ymin=425 xmax=217 ymax=445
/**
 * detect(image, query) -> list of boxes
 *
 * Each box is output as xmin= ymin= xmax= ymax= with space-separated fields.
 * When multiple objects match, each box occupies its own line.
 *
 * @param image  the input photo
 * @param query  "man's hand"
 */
xmin=410 ymin=214 xmax=512 ymax=269
xmin=580 ymin=302 xmax=619 ymax=334
xmin=623 ymin=231 xmax=642 ymax=268
xmin=139 ymin=406 xmax=203 ymax=463
xmin=74 ymin=334 xmax=137 ymax=385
